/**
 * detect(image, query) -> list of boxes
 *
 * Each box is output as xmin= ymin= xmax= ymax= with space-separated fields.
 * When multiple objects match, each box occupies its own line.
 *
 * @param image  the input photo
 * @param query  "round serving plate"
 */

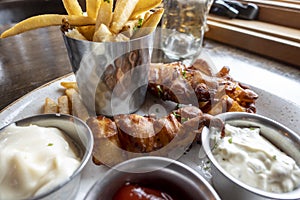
xmin=0 ymin=72 xmax=299 ymax=199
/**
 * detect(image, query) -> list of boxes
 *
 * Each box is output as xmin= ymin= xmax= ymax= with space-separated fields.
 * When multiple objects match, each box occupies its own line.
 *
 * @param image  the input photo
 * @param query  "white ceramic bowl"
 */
xmin=202 ymin=112 xmax=300 ymax=200
xmin=0 ymin=114 xmax=93 ymax=200
xmin=84 ymin=156 xmax=221 ymax=200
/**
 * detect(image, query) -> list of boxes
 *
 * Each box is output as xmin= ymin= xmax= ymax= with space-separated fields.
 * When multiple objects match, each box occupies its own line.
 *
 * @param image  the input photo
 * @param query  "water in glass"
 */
xmin=161 ymin=0 xmax=211 ymax=64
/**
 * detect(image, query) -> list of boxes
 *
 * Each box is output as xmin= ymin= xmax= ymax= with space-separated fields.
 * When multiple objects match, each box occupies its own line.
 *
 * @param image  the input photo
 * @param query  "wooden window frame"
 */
xmin=205 ymin=0 xmax=300 ymax=67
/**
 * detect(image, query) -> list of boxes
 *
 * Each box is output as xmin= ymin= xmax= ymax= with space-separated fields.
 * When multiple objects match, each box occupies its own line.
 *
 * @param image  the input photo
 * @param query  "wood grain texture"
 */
xmin=205 ymin=18 xmax=300 ymax=67
xmin=0 ymin=25 xmax=72 ymax=111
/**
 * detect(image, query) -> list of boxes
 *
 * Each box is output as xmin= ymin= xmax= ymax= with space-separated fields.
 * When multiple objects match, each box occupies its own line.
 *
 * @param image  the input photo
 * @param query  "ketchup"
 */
xmin=113 ymin=182 xmax=174 ymax=200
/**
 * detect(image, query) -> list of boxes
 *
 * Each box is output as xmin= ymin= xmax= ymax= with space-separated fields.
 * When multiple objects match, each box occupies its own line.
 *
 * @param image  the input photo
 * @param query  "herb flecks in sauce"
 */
xmin=212 ymin=124 xmax=300 ymax=193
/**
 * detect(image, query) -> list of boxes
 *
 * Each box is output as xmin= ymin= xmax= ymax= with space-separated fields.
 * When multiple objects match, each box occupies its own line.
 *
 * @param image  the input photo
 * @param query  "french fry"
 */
xmin=77 ymin=26 xmax=96 ymax=41
xmin=93 ymin=24 xmax=130 ymax=42
xmin=65 ymin=29 xmax=87 ymax=40
xmin=130 ymin=0 xmax=162 ymax=19
xmin=86 ymin=0 xmax=101 ymax=19
xmin=95 ymin=0 xmax=114 ymax=31
xmin=110 ymin=0 xmax=139 ymax=34
xmin=65 ymin=88 xmax=90 ymax=122
xmin=58 ymin=95 xmax=71 ymax=114
xmin=62 ymin=0 xmax=83 ymax=16
xmin=132 ymin=8 xmax=164 ymax=39
xmin=44 ymin=97 xmax=58 ymax=114
xmin=65 ymin=88 xmax=76 ymax=101
xmin=0 ymin=14 xmax=96 ymax=38
xmin=114 ymin=33 xmax=130 ymax=42
xmin=121 ymin=11 xmax=153 ymax=38
xmin=143 ymin=11 xmax=153 ymax=22
xmin=93 ymin=23 xmax=114 ymax=42
xmin=60 ymin=81 xmax=79 ymax=90
xmin=121 ymin=19 xmax=141 ymax=38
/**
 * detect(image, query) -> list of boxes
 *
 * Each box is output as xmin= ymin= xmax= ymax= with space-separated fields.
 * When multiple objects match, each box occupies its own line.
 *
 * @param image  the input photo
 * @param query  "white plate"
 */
xmin=0 ymin=73 xmax=299 ymax=199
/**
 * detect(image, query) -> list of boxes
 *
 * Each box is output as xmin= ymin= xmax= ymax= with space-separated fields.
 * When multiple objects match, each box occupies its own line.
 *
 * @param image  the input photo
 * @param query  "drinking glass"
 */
xmin=161 ymin=0 xmax=212 ymax=65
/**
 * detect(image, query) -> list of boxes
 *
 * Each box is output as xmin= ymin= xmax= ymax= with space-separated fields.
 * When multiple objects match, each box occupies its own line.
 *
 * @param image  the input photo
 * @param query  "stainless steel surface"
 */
xmin=0 ymin=114 xmax=94 ymax=200
xmin=84 ymin=156 xmax=221 ymax=200
xmin=62 ymin=31 xmax=153 ymax=116
xmin=202 ymin=112 xmax=300 ymax=200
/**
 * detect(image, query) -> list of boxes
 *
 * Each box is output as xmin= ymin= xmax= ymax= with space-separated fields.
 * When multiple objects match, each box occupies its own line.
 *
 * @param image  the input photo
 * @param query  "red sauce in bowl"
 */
xmin=113 ymin=182 xmax=175 ymax=200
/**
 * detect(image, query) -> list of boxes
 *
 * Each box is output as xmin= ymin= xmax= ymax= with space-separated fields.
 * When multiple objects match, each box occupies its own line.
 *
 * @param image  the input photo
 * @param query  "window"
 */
xmin=205 ymin=0 xmax=300 ymax=67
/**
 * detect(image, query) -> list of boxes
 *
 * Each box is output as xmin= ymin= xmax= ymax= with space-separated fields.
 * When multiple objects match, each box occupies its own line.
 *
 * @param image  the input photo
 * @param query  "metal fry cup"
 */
xmin=62 ymin=28 xmax=153 ymax=116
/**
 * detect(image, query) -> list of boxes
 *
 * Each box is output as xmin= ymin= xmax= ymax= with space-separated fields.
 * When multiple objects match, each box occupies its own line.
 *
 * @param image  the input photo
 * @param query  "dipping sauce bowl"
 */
xmin=84 ymin=156 xmax=221 ymax=200
xmin=0 ymin=114 xmax=93 ymax=200
xmin=202 ymin=112 xmax=300 ymax=200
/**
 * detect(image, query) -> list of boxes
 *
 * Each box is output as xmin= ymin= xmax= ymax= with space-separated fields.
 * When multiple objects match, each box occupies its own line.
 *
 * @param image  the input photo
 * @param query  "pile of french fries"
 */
xmin=43 ymin=81 xmax=91 ymax=121
xmin=0 ymin=0 xmax=164 ymax=42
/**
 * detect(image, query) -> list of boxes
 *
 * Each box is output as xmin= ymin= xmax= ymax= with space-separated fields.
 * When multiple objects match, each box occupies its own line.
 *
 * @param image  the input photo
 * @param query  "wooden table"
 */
xmin=0 ymin=25 xmax=72 ymax=111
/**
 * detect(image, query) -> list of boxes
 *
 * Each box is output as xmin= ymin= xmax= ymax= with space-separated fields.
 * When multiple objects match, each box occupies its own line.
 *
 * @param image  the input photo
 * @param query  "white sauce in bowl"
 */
xmin=0 ymin=124 xmax=81 ymax=200
xmin=212 ymin=124 xmax=300 ymax=193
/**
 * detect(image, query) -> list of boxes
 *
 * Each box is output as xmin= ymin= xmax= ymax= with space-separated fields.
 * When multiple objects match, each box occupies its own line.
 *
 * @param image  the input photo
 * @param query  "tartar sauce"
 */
xmin=0 ymin=124 xmax=81 ymax=200
xmin=212 ymin=124 xmax=300 ymax=193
